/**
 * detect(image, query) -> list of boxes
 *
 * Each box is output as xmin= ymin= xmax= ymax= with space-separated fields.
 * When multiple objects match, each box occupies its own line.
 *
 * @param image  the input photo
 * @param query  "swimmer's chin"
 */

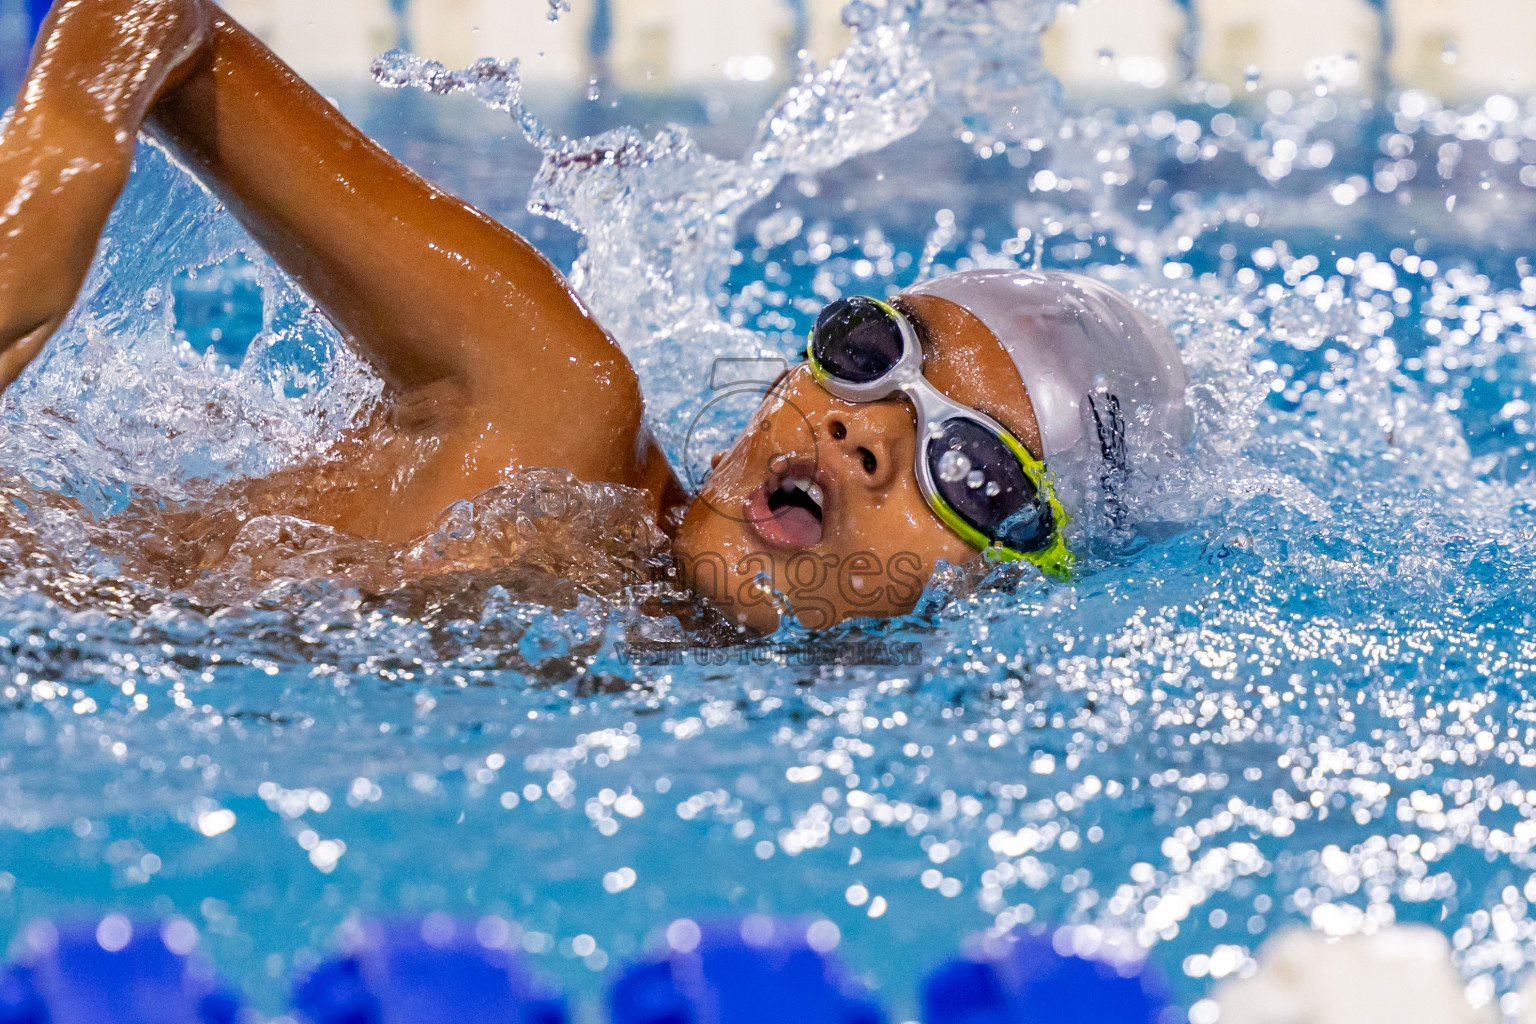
xmin=672 ymin=498 xmax=787 ymax=636
xmin=704 ymin=584 xmax=785 ymax=637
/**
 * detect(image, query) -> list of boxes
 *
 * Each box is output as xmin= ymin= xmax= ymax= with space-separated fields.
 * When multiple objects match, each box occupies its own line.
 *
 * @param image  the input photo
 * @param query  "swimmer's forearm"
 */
xmin=19 ymin=0 xmax=208 ymax=152
xmin=0 ymin=0 xmax=209 ymax=389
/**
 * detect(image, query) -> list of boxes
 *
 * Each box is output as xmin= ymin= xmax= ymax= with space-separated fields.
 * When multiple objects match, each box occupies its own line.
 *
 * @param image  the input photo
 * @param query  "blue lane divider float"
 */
xmin=609 ymin=917 xmax=883 ymax=1024
xmin=0 ymin=916 xmax=243 ymax=1024
xmin=0 ymin=914 xmax=1181 ymax=1024
xmin=922 ymin=930 xmax=1175 ymax=1024
xmin=291 ymin=914 xmax=566 ymax=1024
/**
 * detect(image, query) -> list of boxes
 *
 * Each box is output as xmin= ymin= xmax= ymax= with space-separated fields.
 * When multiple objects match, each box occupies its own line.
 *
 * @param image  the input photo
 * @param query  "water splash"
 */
xmin=373 ymin=0 xmax=1065 ymax=458
xmin=918 ymin=0 xmax=1064 ymax=152
xmin=0 ymin=141 xmax=381 ymax=512
xmin=372 ymin=50 xmax=547 ymax=146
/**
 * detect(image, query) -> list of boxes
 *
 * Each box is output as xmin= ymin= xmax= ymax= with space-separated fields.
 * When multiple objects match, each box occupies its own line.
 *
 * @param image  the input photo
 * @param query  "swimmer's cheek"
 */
xmin=676 ymin=548 xmax=781 ymax=635
xmin=676 ymin=541 xmax=930 ymax=633
xmin=673 ymin=510 xmax=778 ymax=634
xmin=884 ymin=551 xmax=926 ymax=610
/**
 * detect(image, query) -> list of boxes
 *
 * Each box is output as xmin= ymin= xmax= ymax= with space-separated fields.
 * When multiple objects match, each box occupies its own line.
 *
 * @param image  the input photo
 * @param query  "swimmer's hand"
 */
xmin=0 ymin=0 xmax=207 ymax=392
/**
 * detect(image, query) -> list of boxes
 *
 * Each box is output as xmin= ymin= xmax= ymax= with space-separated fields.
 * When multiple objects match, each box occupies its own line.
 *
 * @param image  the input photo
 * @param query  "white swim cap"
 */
xmin=906 ymin=268 xmax=1190 ymax=462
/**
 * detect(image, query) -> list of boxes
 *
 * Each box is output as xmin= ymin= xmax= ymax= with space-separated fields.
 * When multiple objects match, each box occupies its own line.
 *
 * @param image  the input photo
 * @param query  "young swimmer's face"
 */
xmin=673 ymin=293 xmax=1045 ymax=633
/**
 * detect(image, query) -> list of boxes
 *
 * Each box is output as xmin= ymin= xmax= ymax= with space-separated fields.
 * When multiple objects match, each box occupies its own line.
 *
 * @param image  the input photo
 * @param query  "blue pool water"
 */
xmin=6 ymin=9 xmax=1536 ymax=1020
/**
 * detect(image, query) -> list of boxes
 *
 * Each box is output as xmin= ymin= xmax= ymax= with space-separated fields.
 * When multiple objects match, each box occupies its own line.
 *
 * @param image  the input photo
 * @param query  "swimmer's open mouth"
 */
xmin=746 ymin=469 xmax=826 ymax=549
xmin=769 ymin=475 xmax=824 ymax=521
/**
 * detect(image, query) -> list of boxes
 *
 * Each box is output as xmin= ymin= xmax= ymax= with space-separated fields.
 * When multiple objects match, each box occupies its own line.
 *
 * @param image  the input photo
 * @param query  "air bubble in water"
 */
xmin=966 ymin=469 xmax=986 ymax=490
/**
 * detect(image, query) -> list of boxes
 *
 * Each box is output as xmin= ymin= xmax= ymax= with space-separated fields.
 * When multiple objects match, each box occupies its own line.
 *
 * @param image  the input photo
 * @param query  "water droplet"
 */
xmin=841 ymin=0 xmax=876 ymax=29
xmin=938 ymin=451 xmax=972 ymax=483
xmin=966 ymin=469 xmax=986 ymax=490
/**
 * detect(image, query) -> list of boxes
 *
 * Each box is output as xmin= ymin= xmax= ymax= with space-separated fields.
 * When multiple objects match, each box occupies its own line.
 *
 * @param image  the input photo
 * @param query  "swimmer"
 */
xmin=0 ymin=0 xmax=1188 ymax=632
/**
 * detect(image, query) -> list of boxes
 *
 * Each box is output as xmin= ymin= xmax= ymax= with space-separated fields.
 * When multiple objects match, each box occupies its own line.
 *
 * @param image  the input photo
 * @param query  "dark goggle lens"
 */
xmin=811 ymin=297 xmax=905 ymax=384
xmin=926 ymin=419 xmax=1053 ymax=553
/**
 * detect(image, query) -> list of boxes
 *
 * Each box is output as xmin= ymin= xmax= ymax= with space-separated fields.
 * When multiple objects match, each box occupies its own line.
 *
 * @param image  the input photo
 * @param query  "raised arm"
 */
xmin=0 ymin=0 xmax=207 ymax=388
xmin=0 ymin=0 xmax=680 ymax=524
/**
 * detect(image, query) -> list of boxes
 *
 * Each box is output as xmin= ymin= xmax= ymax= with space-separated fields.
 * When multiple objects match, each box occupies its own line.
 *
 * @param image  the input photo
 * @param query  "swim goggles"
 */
xmin=805 ymin=296 xmax=1073 ymax=579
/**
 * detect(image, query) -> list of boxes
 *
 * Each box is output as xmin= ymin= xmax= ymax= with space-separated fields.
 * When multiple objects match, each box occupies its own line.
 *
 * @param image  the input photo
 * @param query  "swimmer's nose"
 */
xmin=823 ymin=413 xmax=900 ymax=490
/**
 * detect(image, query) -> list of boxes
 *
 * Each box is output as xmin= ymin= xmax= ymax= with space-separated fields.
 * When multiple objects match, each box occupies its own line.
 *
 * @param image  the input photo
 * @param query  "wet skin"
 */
xmin=0 ymin=0 xmax=1045 ymax=631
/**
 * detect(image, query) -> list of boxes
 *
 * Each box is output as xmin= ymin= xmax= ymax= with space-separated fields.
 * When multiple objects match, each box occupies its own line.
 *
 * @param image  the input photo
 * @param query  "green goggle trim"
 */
xmin=928 ymin=423 xmax=1074 ymax=580
xmin=805 ymin=334 xmax=1074 ymax=581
